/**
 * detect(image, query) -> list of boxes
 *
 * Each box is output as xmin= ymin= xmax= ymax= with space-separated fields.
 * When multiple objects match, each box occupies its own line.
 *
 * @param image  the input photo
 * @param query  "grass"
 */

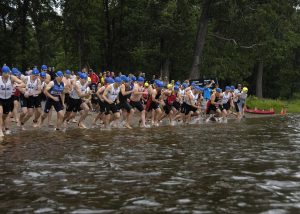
xmin=246 ymin=96 xmax=285 ymax=113
xmin=285 ymin=99 xmax=300 ymax=113
xmin=246 ymin=95 xmax=300 ymax=114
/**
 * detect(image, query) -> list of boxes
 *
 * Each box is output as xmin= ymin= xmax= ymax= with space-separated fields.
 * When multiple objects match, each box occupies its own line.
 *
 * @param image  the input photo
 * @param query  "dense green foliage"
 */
xmin=1 ymin=0 xmax=300 ymax=98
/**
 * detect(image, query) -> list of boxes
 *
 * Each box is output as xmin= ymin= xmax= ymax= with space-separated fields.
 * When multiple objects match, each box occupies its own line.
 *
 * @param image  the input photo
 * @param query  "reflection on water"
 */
xmin=0 ymin=115 xmax=300 ymax=213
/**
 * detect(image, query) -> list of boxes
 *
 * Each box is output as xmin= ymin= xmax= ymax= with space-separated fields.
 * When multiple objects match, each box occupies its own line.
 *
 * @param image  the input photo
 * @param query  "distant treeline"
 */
xmin=1 ymin=0 xmax=300 ymax=98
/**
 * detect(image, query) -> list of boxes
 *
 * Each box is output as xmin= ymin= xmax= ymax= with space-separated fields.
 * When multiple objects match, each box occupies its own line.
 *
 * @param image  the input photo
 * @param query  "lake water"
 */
xmin=0 ymin=115 xmax=300 ymax=213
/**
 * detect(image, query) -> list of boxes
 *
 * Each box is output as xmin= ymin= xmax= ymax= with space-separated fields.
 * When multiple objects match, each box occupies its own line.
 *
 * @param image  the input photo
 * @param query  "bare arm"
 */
xmin=44 ymin=82 xmax=59 ymax=101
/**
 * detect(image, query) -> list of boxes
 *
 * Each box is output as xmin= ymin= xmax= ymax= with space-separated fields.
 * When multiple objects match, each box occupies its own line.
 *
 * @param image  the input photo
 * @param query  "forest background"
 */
xmin=1 ymin=0 xmax=300 ymax=99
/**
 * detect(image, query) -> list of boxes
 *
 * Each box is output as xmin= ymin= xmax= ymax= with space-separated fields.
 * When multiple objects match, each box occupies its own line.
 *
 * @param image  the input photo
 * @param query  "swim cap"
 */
xmin=122 ymin=76 xmax=130 ymax=83
xmin=32 ymin=68 xmax=40 ymax=75
xmin=194 ymin=86 xmax=200 ymax=91
xmin=105 ymin=77 xmax=114 ymax=84
xmin=79 ymin=73 xmax=88 ymax=79
xmin=225 ymin=86 xmax=231 ymax=91
xmin=2 ymin=65 xmax=10 ymax=73
xmin=176 ymin=81 xmax=181 ymax=85
xmin=156 ymin=81 xmax=164 ymax=88
xmin=174 ymin=86 xmax=179 ymax=91
xmin=167 ymin=84 xmax=173 ymax=89
xmin=65 ymin=70 xmax=71 ymax=75
xmin=144 ymin=82 xmax=149 ymax=87
xmin=230 ymin=86 xmax=235 ymax=90
xmin=216 ymin=88 xmax=222 ymax=93
xmin=120 ymin=75 xmax=127 ymax=81
xmin=242 ymin=87 xmax=248 ymax=93
xmin=131 ymin=76 xmax=137 ymax=81
xmin=182 ymin=83 xmax=188 ymax=88
xmin=12 ymin=68 xmax=19 ymax=76
xmin=41 ymin=65 xmax=47 ymax=70
xmin=40 ymin=72 xmax=46 ymax=78
xmin=137 ymin=77 xmax=144 ymax=82
xmin=115 ymin=77 xmax=122 ymax=83
xmin=56 ymin=71 xmax=64 ymax=77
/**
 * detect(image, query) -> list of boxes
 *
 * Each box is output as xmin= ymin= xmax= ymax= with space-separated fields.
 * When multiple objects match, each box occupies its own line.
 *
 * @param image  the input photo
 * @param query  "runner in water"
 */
xmin=130 ymin=77 xmax=148 ymax=128
xmin=64 ymin=73 xmax=91 ymax=128
xmin=102 ymin=77 xmax=122 ymax=128
xmin=0 ymin=66 xmax=25 ymax=137
xmin=19 ymin=68 xmax=42 ymax=130
xmin=39 ymin=71 xmax=65 ymax=131
xmin=11 ymin=68 xmax=21 ymax=124
xmin=237 ymin=87 xmax=248 ymax=119
xmin=118 ymin=76 xmax=134 ymax=129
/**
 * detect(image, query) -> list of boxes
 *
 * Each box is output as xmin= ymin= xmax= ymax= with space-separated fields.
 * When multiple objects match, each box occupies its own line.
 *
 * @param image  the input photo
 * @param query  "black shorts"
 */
xmin=12 ymin=95 xmax=20 ymax=102
xmin=66 ymin=97 xmax=83 ymax=112
xmin=147 ymin=101 xmax=160 ymax=112
xmin=208 ymin=103 xmax=223 ymax=113
xmin=0 ymin=98 xmax=13 ymax=114
xmin=118 ymin=101 xmax=132 ymax=113
xmin=20 ymin=95 xmax=41 ymax=108
xmin=222 ymin=103 xmax=230 ymax=111
xmin=180 ymin=102 xmax=187 ymax=114
xmin=173 ymin=101 xmax=181 ymax=111
xmin=104 ymin=101 xmax=119 ymax=115
xmin=44 ymin=97 xmax=64 ymax=113
xmin=130 ymin=100 xmax=144 ymax=112
xmin=98 ymin=100 xmax=106 ymax=113
xmin=185 ymin=104 xmax=198 ymax=115
xmin=163 ymin=103 xmax=172 ymax=115
xmin=64 ymin=93 xmax=70 ymax=105
xmin=234 ymin=102 xmax=239 ymax=112
xmin=40 ymin=92 xmax=47 ymax=101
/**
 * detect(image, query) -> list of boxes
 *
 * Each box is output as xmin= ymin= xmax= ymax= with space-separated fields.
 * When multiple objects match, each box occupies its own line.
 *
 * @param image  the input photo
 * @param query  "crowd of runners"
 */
xmin=0 ymin=65 xmax=249 ymax=137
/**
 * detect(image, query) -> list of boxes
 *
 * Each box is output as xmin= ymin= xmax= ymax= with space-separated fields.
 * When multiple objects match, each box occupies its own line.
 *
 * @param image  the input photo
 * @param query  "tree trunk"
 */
xmin=256 ymin=60 xmax=263 ymax=98
xmin=19 ymin=0 xmax=30 ymax=71
xmin=103 ymin=0 xmax=113 ymax=69
xmin=189 ymin=0 xmax=213 ymax=79
xmin=159 ymin=37 xmax=170 ymax=81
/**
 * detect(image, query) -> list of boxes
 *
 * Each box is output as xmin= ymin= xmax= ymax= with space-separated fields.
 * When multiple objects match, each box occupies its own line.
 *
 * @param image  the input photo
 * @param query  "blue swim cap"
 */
xmin=137 ymin=77 xmax=144 ymax=82
xmin=156 ymin=81 xmax=164 ymax=88
xmin=12 ymin=68 xmax=19 ymax=76
xmin=131 ymin=76 xmax=137 ymax=81
xmin=124 ymin=77 xmax=130 ymax=83
xmin=40 ymin=72 xmax=46 ymax=78
xmin=174 ymin=86 xmax=179 ymax=91
xmin=79 ymin=73 xmax=88 ymax=79
xmin=105 ymin=77 xmax=114 ymax=84
xmin=194 ymin=86 xmax=201 ymax=91
xmin=199 ymin=87 xmax=204 ymax=92
xmin=115 ymin=77 xmax=122 ymax=83
xmin=225 ymin=86 xmax=231 ymax=91
xmin=66 ymin=70 xmax=71 ymax=75
xmin=182 ymin=83 xmax=188 ymax=88
xmin=120 ymin=75 xmax=127 ymax=81
xmin=2 ymin=65 xmax=10 ymax=73
xmin=230 ymin=86 xmax=235 ymax=90
xmin=216 ymin=88 xmax=222 ymax=93
xmin=56 ymin=71 xmax=64 ymax=77
xmin=41 ymin=65 xmax=47 ymax=70
xmin=32 ymin=68 xmax=40 ymax=75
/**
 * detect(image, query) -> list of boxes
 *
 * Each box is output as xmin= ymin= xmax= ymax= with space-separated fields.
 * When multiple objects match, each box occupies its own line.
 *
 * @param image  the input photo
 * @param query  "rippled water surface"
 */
xmin=0 ymin=115 xmax=300 ymax=213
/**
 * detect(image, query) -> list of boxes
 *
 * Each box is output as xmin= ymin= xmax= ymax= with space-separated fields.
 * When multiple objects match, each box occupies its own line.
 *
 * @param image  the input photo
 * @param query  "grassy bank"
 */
xmin=246 ymin=96 xmax=300 ymax=114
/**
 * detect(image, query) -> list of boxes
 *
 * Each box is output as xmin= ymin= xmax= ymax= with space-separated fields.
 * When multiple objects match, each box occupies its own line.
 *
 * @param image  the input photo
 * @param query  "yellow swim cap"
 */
xmin=144 ymin=82 xmax=149 ymax=87
xmin=167 ymin=84 xmax=173 ymax=89
xmin=242 ymin=87 xmax=248 ymax=92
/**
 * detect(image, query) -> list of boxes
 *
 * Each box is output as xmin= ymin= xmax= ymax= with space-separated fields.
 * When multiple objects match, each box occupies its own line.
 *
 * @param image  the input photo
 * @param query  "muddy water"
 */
xmin=0 ymin=115 xmax=300 ymax=213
